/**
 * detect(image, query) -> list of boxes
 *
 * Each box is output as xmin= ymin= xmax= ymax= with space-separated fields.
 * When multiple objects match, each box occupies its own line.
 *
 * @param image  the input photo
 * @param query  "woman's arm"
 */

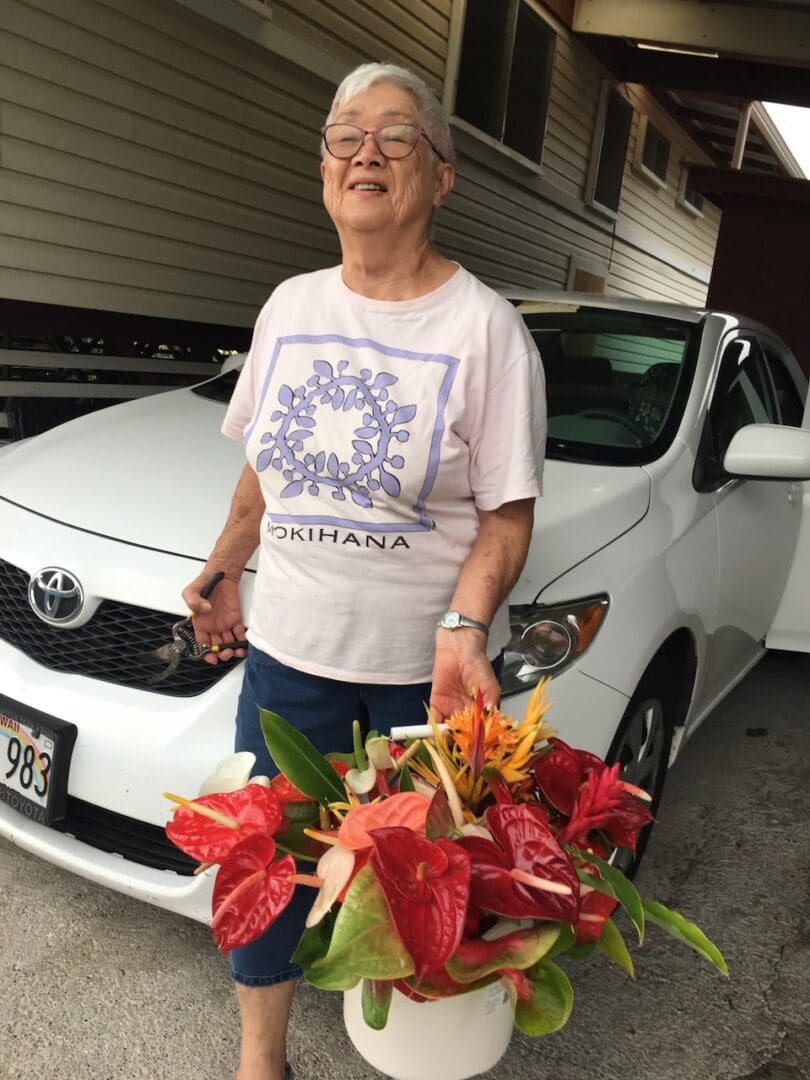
xmin=181 ymin=464 xmax=265 ymax=663
xmin=429 ymin=497 xmax=535 ymax=719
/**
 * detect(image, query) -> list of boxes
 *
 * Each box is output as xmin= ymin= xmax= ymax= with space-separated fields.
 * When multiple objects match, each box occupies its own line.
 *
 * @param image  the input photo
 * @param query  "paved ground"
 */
xmin=1 ymin=652 xmax=808 ymax=1080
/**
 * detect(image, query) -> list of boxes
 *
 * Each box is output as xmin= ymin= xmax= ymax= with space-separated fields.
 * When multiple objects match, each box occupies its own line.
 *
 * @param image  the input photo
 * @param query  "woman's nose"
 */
xmin=353 ymin=131 xmax=383 ymax=164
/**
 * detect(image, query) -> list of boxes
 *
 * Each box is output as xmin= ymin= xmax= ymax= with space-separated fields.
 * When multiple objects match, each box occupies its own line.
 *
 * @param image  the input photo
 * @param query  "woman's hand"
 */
xmin=181 ymin=572 xmax=247 ymax=665
xmin=429 ymin=628 xmax=500 ymax=720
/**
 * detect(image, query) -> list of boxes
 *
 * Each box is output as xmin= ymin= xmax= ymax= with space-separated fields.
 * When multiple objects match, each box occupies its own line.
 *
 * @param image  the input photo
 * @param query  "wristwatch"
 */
xmin=438 ymin=611 xmax=489 ymax=636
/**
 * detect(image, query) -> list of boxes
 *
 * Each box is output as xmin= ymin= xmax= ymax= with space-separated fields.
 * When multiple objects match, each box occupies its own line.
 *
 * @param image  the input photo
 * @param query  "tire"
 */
xmin=604 ymin=658 xmax=676 ymax=878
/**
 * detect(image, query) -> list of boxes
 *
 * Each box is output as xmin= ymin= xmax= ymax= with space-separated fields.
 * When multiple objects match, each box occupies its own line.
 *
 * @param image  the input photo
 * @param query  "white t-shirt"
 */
xmin=222 ymin=264 xmax=546 ymax=683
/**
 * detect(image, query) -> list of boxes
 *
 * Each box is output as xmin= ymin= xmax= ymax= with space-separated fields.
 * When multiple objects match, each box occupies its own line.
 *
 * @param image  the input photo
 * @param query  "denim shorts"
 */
xmin=228 ymin=646 xmax=502 ymax=987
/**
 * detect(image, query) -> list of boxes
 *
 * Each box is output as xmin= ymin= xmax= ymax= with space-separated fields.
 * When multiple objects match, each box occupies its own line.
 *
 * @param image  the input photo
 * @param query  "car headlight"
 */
xmin=500 ymin=594 xmax=609 ymax=696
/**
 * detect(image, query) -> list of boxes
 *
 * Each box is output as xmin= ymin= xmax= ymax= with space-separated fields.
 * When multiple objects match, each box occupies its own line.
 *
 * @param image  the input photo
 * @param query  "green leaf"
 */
xmin=292 ymin=913 xmax=355 ymax=990
xmin=547 ymin=923 xmax=577 ymax=958
xmin=398 ymin=763 xmax=415 ymax=793
xmin=596 ymin=917 xmax=635 ymax=978
xmin=361 ymin=979 xmax=393 ymax=1030
xmin=273 ymin=822 xmax=322 ymax=863
xmin=283 ymin=801 xmax=319 ymax=824
xmin=326 ymin=751 xmax=356 ymax=766
xmin=309 ymin=864 xmax=415 ymax=987
xmin=352 ymin=719 xmax=367 ymax=771
xmin=642 ymin=899 xmax=729 ymax=976
xmin=259 ymin=709 xmax=347 ymax=806
xmin=446 ymin=923 xmax=561 ymax=984
xmin=509 ymin=960 xmax=573 ymax=1037
xmin=572 ymin=849 xmax=645 ymax=944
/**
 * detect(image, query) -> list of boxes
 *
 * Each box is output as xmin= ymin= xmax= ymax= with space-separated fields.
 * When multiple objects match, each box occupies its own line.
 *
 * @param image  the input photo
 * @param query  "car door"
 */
xmin=698 ymin=333 xmax=803 ymax=699
xmin=764 ymin=337 xmax=810 ymax=651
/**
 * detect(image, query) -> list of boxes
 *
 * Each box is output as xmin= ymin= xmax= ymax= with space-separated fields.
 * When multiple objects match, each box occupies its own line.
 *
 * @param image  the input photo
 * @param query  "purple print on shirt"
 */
xmin=255 ymin=359 xmax=413 ymax=510
xmin=245 ymin=334 xmax=459 ymax=533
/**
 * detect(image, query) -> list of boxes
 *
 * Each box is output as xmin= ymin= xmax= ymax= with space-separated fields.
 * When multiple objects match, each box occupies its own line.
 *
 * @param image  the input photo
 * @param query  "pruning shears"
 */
xmin=142 ymin=572 xmax=248 ymax=685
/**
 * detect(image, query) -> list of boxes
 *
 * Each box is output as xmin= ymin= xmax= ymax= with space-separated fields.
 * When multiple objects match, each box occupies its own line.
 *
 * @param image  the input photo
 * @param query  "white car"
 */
xmin=2 ymin=289 xmax=810 ymax=918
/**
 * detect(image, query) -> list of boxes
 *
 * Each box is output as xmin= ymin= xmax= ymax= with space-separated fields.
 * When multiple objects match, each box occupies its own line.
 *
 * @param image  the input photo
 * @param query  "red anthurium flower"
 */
xmin=458 ymin=806 xmax=579 ymax=924
xmin=500 ymin=966 xmax=532 ymax=1002
xmin=558 ymin=764 xmax=653 ymax=851
xmin=270 ymin=773 xmax=310 ymax=805
xmin=532 ymin=738 xmax=586 ymax=815
xmin=338 ymin=792 xmax=431 ymax=851
xmin=370 ymin=826 xmax=471 ymax=983
xmin=211 ymin=834 xmax=296 ymax=952
xmin=575 ymin=888 xmax=618 ymax=945
xmin=166 ymin=785 xmax=284 ymax=863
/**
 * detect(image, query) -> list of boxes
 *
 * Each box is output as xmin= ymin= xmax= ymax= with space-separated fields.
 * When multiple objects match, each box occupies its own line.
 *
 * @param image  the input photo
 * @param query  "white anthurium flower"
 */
xmin=248 ymin=775 xmax=271 ymax=788
xmin=345 ymin=763 xmax=377 ymax=795
xmin=458 ymin=822 xmax=493 ymax=840
xmin=305 ymin=844 xmax=356 ymax=928
xmin=366 ymin=737 xmax=396 ymax=771
xmin=481 ymin=918 xmax=534 ymax=941
xmin=411 ymin=776 xmax=437 ymax=799
xmin=198 ymin=752 xmax=256 ymax=796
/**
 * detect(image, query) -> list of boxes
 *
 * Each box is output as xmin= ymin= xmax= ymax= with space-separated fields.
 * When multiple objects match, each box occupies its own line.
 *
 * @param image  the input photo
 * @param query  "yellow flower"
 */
xmin=410 ymin=680 xmax=556 ymax=814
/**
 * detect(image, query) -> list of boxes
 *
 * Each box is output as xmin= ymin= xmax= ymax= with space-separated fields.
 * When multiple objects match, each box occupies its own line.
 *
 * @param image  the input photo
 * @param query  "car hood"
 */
xmin=512 ymin=459 xmax=651 ymax=601
xmin=0 ymin=392 xmax=651 ymax=576
xmin=0 ymin=387 xmax=246 ymax=560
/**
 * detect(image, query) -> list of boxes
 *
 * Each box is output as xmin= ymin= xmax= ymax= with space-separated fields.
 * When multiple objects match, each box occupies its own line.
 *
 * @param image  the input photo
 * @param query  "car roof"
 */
xmin=502 ymin=286 xmax=707 ymax=324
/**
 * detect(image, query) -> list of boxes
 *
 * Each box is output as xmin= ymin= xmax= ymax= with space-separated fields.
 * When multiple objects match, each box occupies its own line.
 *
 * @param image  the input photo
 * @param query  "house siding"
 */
xmin=0 ymin=0 xmax=719 ymax=331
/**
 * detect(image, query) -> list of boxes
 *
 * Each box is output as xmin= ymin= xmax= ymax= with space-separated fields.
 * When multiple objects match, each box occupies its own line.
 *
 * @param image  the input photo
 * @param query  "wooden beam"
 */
xmin=581 ymin=36 xmax=810 ymax=108
xmin=573 ymin=0 xmax=810 ymax=66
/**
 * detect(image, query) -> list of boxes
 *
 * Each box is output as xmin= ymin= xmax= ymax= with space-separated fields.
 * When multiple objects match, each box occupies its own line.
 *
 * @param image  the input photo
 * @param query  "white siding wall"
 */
xmin=0 ymin=0 xmax=340 ymax=326
xmin=0 ymin=0 xmax=719 ymax=328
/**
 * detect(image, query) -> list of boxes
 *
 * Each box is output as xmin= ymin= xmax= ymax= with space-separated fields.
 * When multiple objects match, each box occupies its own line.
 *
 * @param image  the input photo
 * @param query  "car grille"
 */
xmin=55 ymin=796 xmax=197 ymax=876
xmin=0 ymin=558 xmax=241 ymax=696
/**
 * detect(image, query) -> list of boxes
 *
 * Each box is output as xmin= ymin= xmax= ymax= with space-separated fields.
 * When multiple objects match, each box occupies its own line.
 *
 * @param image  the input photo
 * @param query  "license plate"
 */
xmin=0 ymin=695 xmax=77 ymax=825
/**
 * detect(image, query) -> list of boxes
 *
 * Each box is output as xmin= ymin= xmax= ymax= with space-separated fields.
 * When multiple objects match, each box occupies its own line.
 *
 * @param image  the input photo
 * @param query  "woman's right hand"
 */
xmin=181 ymin=571 xmax=247 ymax=665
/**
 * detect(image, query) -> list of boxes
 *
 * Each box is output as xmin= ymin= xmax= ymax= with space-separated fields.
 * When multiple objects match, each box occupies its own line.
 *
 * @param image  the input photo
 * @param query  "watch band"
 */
xmin=438 ymin=611 xmax=490 ymax=636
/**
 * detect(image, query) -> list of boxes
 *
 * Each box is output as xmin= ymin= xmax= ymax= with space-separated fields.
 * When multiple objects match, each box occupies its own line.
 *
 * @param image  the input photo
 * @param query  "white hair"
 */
xmin=324 ymin=62 xmax=454 ymax=164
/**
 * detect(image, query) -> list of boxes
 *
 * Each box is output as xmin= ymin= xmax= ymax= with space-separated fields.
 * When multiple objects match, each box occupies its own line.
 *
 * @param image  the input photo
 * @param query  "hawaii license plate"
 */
xmin=0 ymin=695 xmax=77 ymax=825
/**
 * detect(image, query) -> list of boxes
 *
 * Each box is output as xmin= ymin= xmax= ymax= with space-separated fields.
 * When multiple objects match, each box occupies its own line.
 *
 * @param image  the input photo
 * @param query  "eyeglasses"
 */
xmin=321 ymin=123 xmax=447 ymax=163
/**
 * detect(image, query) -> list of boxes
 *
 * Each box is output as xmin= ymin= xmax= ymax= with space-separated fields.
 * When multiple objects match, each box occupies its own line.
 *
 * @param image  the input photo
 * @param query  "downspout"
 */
xmin=731 ymin=102 xmax=753 ymax=169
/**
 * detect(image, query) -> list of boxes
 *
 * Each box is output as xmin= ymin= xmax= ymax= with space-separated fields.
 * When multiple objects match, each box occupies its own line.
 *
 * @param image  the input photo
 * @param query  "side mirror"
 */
xmin=724 ymin=423 xmax=810 ymax=480
xmin=222 ymin=352 xmax=247 ymax=374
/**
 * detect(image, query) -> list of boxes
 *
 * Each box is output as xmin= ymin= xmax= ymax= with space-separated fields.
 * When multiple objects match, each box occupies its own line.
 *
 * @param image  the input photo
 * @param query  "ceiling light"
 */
xmin=635 ymin=41 xmax=719 ymax=59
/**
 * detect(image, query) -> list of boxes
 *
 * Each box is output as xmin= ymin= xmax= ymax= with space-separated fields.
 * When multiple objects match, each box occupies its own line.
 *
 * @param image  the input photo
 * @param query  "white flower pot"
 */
xmin=343 ymin=981 xmax=513 ymax=1080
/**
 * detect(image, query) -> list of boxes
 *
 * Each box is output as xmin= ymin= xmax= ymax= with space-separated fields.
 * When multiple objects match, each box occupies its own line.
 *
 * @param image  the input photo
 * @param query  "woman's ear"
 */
xmin=433 ymin=162 xmax=455 ymax=209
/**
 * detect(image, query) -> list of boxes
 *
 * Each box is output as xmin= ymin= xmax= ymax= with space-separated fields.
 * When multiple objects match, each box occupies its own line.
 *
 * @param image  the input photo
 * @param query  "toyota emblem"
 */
xmin=28 ymin=567 xmax=85 ymax=624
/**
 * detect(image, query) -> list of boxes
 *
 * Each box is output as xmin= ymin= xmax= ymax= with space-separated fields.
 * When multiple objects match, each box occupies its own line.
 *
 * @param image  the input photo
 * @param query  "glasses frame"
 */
xmin=320 ymin=123 xmax=447 ymax=164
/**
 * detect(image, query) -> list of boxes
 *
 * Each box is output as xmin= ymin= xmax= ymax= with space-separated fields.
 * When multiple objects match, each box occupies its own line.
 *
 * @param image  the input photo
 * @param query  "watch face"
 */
xmin=442 ymin=612 xmax=461 ymax=629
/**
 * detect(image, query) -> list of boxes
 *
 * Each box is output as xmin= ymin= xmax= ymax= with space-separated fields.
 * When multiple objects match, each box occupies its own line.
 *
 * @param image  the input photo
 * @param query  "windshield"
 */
xmin=519 ymin=304 xmax=701 ymax=465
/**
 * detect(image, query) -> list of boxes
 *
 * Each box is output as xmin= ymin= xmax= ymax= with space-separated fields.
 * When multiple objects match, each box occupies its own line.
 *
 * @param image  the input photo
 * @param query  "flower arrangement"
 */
xmin=164 ymin=682 xmax=726 ymax=1038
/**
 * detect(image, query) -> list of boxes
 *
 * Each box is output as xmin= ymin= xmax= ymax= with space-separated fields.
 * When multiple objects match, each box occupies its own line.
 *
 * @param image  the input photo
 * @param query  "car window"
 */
xmin=519 ymin=306 xmax=698 ymax=466
xmin=709 ymin=338 xmax=775 ymax=463
xmin=192 ymin=369 xmax=240 ymax=403
xmin=761 ymin=344 xmax=804 ymax=427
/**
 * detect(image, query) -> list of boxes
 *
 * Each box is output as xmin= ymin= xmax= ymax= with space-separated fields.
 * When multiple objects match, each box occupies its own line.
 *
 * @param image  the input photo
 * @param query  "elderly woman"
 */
xmin=183 ymin=62 xmax=546 ymax=1080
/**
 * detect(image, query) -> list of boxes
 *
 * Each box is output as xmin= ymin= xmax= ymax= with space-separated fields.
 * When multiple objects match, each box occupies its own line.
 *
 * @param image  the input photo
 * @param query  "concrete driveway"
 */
xmin=1 ymin=652 xmax=808 ymax=1080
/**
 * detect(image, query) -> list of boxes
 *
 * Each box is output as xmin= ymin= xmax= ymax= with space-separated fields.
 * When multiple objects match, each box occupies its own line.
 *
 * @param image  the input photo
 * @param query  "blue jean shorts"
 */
xmin=228 ymin=646 xmax=502 ymax=987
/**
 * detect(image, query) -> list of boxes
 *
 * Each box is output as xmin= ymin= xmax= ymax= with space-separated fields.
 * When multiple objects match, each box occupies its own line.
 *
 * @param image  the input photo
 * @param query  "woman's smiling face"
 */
xmin=320 ymin=81 xmax=454 ymax=241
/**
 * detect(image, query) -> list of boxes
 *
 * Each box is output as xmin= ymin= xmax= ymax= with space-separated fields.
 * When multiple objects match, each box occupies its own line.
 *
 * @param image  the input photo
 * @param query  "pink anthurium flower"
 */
xmin=370 ymin=826 xmax=471 ymax=983
xmin=211 ymin=833 xmax=296 ymax=952
xmin=305 ymin=843 xmax=357 ymax=928
xmin=338 ymin=792 xmax=431 ymax=851
xmin=166 ymin=785 xmax=284 ymax=863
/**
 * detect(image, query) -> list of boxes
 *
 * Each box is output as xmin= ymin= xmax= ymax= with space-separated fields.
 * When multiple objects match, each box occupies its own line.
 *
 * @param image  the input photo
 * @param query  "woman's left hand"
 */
xmin=429 ymin=628 xmax=500 ymax=721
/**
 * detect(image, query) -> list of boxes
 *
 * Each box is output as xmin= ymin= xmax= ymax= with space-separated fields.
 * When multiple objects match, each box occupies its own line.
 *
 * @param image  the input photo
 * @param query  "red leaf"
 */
xmin=370 ymin=827 xmax=470 ymax=982
xmin=211 ymin=834 xmax=296 ymax=952
xmin=166 ymin=785 xmax=284 ymax=862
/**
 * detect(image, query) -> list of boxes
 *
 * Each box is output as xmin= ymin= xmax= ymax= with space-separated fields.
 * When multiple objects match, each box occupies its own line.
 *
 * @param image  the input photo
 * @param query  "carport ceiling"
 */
xmin=572 ymin=0 xmax=810 ymax=174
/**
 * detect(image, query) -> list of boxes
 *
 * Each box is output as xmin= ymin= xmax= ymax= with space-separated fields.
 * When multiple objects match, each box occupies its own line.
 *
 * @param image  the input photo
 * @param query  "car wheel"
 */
xmin=605 ymin=660 xmax=676 ymax=878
